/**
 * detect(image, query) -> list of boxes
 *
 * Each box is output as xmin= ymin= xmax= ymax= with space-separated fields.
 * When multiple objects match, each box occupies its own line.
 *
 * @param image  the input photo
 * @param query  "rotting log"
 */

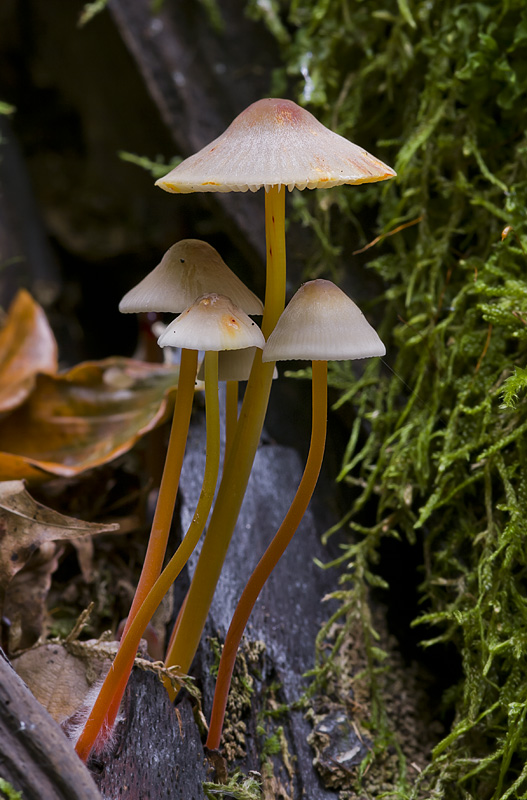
xmin=0 ymin=649 xmax=102 ymax=800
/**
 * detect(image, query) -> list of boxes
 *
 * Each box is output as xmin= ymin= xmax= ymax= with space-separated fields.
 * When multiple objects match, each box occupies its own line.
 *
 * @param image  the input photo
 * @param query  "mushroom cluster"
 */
xmin=75 ymin=97 xmax=395 ymax=761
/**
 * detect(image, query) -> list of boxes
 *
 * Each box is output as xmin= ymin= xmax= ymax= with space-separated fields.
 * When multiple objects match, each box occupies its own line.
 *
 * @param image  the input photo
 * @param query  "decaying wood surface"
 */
xmin=0 ymin=649 xmax=102 ymax=800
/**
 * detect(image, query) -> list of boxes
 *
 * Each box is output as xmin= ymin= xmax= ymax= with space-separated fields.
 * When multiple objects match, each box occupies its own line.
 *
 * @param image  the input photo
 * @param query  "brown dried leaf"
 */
xmin=71 ymin=535 xmax=95 ymax=584
xmin=0 ymin=357 xmax=179 ymax=481
xmin=13 ymin=641 xmax=110 ymax=724
xmin=0 ymin=289 xmax=58 ymax=415
xmin=4 ymin=542 xmax=63 ymax=652
xmin=0 ymin=480 xmax=120 ymax=589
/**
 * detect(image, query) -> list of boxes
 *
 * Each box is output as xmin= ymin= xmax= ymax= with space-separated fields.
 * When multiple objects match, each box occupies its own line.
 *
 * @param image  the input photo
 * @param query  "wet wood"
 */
xmin=93 ymin=672 xmax=210 ymax=800
xmin=0 ymin=649 xmax=102 ymax=800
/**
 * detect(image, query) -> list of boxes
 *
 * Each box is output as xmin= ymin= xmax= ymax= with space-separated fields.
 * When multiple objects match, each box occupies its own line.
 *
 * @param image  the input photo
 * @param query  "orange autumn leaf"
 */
xmin=0 ymin=357 xmax=180 ymax=481
xmin=0 ymin=289 xmax=58 ymax=414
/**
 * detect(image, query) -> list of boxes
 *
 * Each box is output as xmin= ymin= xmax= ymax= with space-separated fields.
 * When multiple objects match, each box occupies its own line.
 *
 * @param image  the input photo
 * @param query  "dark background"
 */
xmin=0 ymin=0 xmax=292 ymax=361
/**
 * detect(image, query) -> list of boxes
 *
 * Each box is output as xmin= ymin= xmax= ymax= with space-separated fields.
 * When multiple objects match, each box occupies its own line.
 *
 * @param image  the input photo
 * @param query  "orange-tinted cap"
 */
xmin=156 ymin=98 xmax=396 ymax=194
xmin=158 ymin=294 xmax=265 ymax=352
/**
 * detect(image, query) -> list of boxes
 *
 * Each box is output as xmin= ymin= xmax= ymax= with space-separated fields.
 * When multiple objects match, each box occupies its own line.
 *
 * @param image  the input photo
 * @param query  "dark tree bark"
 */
xmin=0 ymin=649 xmax=102 ymax=800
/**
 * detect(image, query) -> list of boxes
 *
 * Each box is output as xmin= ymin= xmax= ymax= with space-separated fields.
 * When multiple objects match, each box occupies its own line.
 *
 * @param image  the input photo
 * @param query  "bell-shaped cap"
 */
xmin=156 ymin=98 xmax=396 ymax=194
xmin=262 ymin=279 xmax=386 ymax=362
xmin=119 ymin=239 xmax=263 ymax=315
xmin=158 ymin=294 xmax=265 ymax=352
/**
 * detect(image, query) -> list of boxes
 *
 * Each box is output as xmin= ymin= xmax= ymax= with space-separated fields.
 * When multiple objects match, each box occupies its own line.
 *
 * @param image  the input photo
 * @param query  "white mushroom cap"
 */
xmin=119 ymin=239 xmax=263 ymax=315
xmin=158 ymin=294 xmax=265 ymax=352
xmin=262 ymin=279 xmax=386 ymax=362
xmin=156 ymin=98 xmax=396 ymax=194
xmin=197 ymin=347 xmax=278 ymax=382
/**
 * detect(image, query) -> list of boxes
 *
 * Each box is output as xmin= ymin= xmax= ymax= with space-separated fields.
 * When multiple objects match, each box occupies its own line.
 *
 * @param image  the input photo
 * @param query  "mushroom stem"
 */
xmin=164 ymin=186 xmax=286 ymax=686
xmin=205 ymin=359 xmax=327 ymax=751
xmin=121 ymin=347 xmax=198 ymax=639
xmin=75 ymin=350 xmax=220 ymax=762
xmin=262 ymin=186 xmax=287 ymax=337
xmin=224 ymin=380 xmax=238 ymax=466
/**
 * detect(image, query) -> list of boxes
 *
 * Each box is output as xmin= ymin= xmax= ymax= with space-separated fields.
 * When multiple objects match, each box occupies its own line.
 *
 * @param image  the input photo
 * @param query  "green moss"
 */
xmin=0 ymin=779 xmax=23 ymax=800
xmin=203 ymin=768 xmax=262 ymax=800
xmin=117 ymin=151 xmax=182 ymax=180
xmin=250 ymin=1 xmax=527 ymax=797
xmin=78 ymin=0 xmax=109 ymax=27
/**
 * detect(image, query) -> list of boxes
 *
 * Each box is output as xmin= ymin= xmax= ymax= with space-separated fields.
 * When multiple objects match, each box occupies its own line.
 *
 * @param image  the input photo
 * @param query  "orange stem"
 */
xmin=123 ymin=347 xmax=198 ymax=635
xmin=206 ymin=360 xmax=327 ymax=750
xmin=75 ymin=347 xmax=198 ymax=761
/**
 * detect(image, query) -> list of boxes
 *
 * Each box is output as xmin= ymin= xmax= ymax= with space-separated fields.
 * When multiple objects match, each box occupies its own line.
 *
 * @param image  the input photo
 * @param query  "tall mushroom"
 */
xmin=116 ymin=239 xmax=262 ymax=642
xmin=206 ymin=279 xmax=386 ymax=749
xmin=158 ymin=98 xmax=396 ymax=683
xmin=75 ymin=293 xmax=265 ymax=762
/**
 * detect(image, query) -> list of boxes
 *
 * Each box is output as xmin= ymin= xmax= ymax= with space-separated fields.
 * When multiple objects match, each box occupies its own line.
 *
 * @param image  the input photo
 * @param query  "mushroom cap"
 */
xmin=158 ymin=294 xmax=266 ymax=352
xmin=156 ymin=98 xmax=396 ymax=194
xmin=119 ymin=239 xmax=263 ymax=315
xmin=262 ymin=279 xmax=386 ymax=362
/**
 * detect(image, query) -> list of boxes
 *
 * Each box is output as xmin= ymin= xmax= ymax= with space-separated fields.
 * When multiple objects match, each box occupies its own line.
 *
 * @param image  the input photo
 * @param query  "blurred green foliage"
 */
xmin=251 ymin=1 xmax=527 ymax=797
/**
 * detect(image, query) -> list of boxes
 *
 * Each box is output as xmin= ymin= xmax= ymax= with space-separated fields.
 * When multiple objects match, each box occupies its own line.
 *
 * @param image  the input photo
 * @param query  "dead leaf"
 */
xmin=4 ymin=542 xmax=63 ymax=651
xmin=0 ymin=289 xmax=58 ymax=415
xmin=71 ymin=536 xmax=95 ymax=584
xmin=0 ymin=357 xmax=180 ymax=481
xmin=13 ymin=640 xmax=112 ymax=724
xmin=0 ymin=482 xmax=120 ymax=650
xmin=0 ymin=480 xmax=120 ymax=590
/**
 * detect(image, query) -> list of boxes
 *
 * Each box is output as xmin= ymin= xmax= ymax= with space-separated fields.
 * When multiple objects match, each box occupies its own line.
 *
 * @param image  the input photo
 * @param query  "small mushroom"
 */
xmin=157 ymin=293 xmax=265 ymax=352
xmin=75 ymin=295 xmax=264 ymax=762
xmin=159 ymin=98 xmax=395 ymax=686
xmin=115 ymin=241 xmax=262 ymax=647
xmin=119 ymin=239 xmax=263 ymax=316
xmin=263 ymin=278 xmax=386 ymax=362
xmin=206 ymin=279 xmax=385 ymax=749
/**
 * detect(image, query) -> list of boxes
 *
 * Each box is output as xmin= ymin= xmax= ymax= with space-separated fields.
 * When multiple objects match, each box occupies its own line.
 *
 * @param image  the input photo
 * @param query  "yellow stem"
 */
xmin=206 ymin=360 xmax=328 ymax=750
xmin=75 ymin=350 xmax=219 ymax=762
xmin=224 ymin=380 xmax=238 ymax=466
xmin=165 ymin=186 xmax=286 ymax=687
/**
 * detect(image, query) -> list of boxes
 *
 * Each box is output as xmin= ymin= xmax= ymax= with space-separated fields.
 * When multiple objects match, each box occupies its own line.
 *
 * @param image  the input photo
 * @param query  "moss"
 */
xmin=211 ymin=637 xmax=266 ymax=761
xmin=203 ymin=768 xmax=262 ymax=800
xmin=0 ymin=779 xmax=23 ymax=800
xmin=250 ymin=1 xmax=527 ymax=797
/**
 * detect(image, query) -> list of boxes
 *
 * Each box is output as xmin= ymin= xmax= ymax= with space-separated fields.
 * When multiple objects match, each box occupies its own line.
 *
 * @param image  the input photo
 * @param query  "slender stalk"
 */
xmin=164 ymin=589 xmax=187 ymax=657
xmin=164 ymin=186 xmax=286 ymax=688
xmin=224 ymin=380 xmax=238 ymax=465
xmin=206 ymin=360 xmax=328 ymax=750
xmin=122 ymin=347 xmax=198 ymax=637
xmin=75 ymin=351 xmax=219 ymax=762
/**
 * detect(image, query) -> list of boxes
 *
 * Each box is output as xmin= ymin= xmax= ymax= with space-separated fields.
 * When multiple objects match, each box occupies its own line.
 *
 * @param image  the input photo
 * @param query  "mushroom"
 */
xmin=156 ymin=97 xmax=396 ymax=194
xmin=75 ymin=294 xmax=264 ymax=762
xmin=159 ymin=98 xmax=395 ymax=684
xmin=76 ymin=238 xmax=263 ymax=760
xmin=119 ymin=239 xmax=263 ymax=316
xmin=205 ymin=279 xmax=385 ymax=750
xmin=117 ymin=240 xmax=262 ymax=641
